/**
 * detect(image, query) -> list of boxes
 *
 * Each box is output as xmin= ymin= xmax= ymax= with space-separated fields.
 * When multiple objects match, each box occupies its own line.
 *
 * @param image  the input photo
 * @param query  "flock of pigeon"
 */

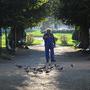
xmin=15 ymin=63 xmax=74 ymax=75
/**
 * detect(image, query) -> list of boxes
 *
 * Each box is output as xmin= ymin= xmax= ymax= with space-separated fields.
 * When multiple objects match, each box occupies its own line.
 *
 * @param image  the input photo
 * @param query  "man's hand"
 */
xmin=54 ymin=44 xmax=56 ymax=48
xmin=43 ymin=35 xmax=48 ymax=39
xmin=54 ymin=37 xmax=58 ymax=41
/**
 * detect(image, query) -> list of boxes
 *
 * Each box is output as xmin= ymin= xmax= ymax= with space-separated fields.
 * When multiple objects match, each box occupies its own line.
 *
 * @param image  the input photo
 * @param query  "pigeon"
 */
xmin=45 ymin=70 xmax=50 ymax=73
xmin=55 ymin=64 xmax=60 ymax=68
xmin=58 ymin=66 xmax=63 ymax=71
xmin=24 ymin=66 xmax=30 ymax=70
xmin=37 ymin=68 xmax=43 ymax=73
xmin=33 ymin=70 xmax=38 ymax=74
xmin=38 ymin=66 xmax=46 ymax=70
xmin=33 ymin=67 xmax=37 ymax=71
xmin=24 ymin=66 xmax=30 ymax=74
xmin=25 ymin=69 xmax=29 ymax=74
xmin=15 ymin=64 xmax=23 ymax=68
xmin=54 ymin=64 xmax=57 ymax=67
xmin=48 ymin=66 xmax=54 ymax=70
xmin=70 ymin=64 xmax=74 ymax=68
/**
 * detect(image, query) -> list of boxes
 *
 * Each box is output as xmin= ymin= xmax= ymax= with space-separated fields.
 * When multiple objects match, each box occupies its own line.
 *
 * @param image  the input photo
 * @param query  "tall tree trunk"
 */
xmin=79 ymin=24 xmax=89 ymax=49
xmin=0 ymin=28 xmax=2 ymax=54
xmin=8 ymin=26 xmax=16 ymax=53
xmin=15 ymin=26 xmax=25 ymax=47
xmin=5 ymin=28 xmax=8 ymax=49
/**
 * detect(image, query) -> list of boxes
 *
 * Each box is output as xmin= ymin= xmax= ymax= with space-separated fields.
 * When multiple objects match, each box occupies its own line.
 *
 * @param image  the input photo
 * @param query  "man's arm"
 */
xmin=43 ymin=34 xmax=48 ymax=40
xmin=53 ymin=37 xmax=56 ymax=47
xmin=51 ymin=34 xmax=56 ymax=46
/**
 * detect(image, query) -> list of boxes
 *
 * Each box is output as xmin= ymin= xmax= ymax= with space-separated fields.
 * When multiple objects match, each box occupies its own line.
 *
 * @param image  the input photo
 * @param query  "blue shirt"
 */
xmin=43 ymin=33 xmax=55 ymax=47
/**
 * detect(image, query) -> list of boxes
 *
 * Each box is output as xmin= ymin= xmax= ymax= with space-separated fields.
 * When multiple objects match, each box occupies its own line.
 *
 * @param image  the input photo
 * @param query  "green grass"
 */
xmin=27 ymin=30 xmax=43 ymax=37
xmin=27 ymin=30 xmax=74 ymax=46
xmin=54 ymin=33 xmax=74 ymax=46
xmin=1 ymin=30 xmax=75 ymax=47
xmin=32 ymin=39 xmax=43 ymax=45
xmin=2 ymin=33 xmax=6 ymax=47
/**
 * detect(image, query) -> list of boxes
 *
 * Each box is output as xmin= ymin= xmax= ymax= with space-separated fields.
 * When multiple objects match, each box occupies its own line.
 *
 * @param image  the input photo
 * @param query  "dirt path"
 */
xmin=0 ymin=46 xmax=90 ymax=90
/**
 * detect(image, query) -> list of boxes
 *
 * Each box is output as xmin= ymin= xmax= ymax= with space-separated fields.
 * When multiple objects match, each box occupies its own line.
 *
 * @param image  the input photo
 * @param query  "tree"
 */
xmin=0 ymin=0 xmax=49 ymax=28
xmin=0 ymin=0 xmax=51 ymax=51
xmin=54 ymin=0 xmax=90 ymax=49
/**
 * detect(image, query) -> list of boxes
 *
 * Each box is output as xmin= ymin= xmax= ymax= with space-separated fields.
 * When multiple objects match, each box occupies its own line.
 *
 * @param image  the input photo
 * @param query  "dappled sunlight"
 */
xmin=28 ymin=46 xmax=45 ymax=51
xmin=16 ymin=68 xmax=61 ymax=90
xmin=1 ymin=46 xmax=90 ymax=90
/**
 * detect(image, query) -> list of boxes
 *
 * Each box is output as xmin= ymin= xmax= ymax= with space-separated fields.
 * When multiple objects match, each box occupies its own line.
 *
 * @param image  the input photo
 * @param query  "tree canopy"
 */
xmin=0 ymin=0 xmax=50 ymax=28
xmin=54 ymin=0 xmax=90 ymax=26
xmin=51 ymin=0 xmax=90 ymax=49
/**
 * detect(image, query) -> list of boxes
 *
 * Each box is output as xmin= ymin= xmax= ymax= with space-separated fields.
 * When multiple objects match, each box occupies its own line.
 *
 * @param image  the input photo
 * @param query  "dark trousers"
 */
xmin=45 ymin=45 xmax=55 ymax=63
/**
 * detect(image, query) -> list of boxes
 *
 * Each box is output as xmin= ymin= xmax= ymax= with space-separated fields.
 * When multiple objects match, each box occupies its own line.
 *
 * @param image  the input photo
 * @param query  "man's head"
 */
xmin=46 ymin=28 xmax=51 ymax=33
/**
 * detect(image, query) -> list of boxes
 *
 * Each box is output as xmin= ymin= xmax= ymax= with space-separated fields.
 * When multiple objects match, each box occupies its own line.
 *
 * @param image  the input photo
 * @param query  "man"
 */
xmin=43 ymin=28 xmax=56 ymax=65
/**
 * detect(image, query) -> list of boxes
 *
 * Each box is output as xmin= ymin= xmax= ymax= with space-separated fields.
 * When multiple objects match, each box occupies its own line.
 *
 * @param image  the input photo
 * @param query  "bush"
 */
xmin=26 ymin=34 xmax=34 ymax=45
xmin=60 ymin=35 xmax=68 ymax=45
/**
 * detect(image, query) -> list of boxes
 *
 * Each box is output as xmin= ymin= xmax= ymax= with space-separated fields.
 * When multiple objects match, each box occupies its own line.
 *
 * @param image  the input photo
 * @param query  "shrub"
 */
xmin=60 ymin=35 xmax=68 ymax=45
xmin=26 ymin=34 xmax=34 ymax=45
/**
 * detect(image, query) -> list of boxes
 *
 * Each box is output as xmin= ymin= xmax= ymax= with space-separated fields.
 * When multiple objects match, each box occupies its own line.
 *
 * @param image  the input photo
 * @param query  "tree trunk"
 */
xmin=0 ymin=28 xmax=2 ymax=54
xmin=15 ymin=26 xmax=25 ymax=48
xmin=79 ymin=24 xmax=89 ymax=49
xmin=5 ymin=29 xmax=8 ymax=49
xmin=8 ymin=26 xmax=16 ymax=53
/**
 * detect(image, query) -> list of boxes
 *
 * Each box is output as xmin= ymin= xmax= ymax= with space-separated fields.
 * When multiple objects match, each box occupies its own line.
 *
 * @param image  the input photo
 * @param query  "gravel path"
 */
xmin=0 ymin=46 xmax=90 ymax=90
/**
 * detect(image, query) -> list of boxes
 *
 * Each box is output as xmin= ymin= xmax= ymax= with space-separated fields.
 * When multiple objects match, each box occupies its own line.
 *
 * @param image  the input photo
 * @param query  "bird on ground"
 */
xmin=49 ymin=66 xmax=54 ymax=69
xmin=15 ymin=64 xmax=23 ymax=68
xmin=45 ymin=70 xmax=51 ymax=73
xmin=70 ymin=64 xmax=74 ymax=68
xmin=58 ymin=66 xmax=63 ymax=71
xmin=25 ymin=69 xmax=29 ymax=74
xmin=24 ymin=66 xmax=30 ymax=74
xmin=37 ymin=68 xmax=43 ymax=73
xmin=55 ymin=64 xmax=60 ymax=68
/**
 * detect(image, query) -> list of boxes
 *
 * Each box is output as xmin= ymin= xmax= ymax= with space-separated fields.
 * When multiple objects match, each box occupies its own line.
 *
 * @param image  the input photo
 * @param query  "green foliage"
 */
xmin=0 ymin=0 xmax=50 ymax=28
xmin=26 ymin=30 xmax=74 ymax=46
xmin=54 ymin=33 xmax=74 ymax=46
xmin=29 ymin=30 xmax=43 ymax=37
xmin=60 ymin=35 xmax=68 ymax=45
xmin=54 ymin=0 xmax=90 ymax=26
xmin=32 ymin=39 xmax=43 ymax=45
xmin=26 ymin=33 xmax=34 ymax=45
xmin=1 ymin=33 xmax=6 ymax=47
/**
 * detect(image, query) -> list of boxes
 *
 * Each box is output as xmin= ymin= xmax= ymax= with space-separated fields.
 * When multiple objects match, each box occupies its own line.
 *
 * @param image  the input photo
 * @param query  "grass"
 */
xmin=54 ymin=33 xmax=74 ymax=46
xmin=1 ymin=33 xmax=6 ymax=47
xmin=32 ymin=39 xmax=43 ymax=45
xmin=27 ymin=30 xmax=43 ymax=37
xmin=1 ymin=30 xmax=75 ymax=47
xmin=26 ymin=30 xmax=74 ymax=46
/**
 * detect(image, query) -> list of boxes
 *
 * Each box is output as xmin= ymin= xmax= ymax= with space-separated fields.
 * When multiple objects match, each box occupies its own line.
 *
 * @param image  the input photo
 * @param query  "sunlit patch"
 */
xmin=15 ymin=62 xmax=75 ymax=90
xmin=23 ymin=69 xmax=60 ymax=90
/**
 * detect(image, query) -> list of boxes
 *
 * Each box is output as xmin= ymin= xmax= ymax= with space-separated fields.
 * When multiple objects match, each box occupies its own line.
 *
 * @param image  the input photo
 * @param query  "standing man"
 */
xmin=43 ymin=28 xmax=56 ymax=65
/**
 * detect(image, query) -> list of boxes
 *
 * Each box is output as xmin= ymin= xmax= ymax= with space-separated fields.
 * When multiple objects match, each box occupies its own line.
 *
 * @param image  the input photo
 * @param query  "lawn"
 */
xmin=32 ymin=39 xmax=43 ymax=45
xmin=1 ymin=30 xmax=75 ymax=47
xmin=27 ymin=30 xmax=43 ymax=37
xmin=26 ymin=30 xmax=74 ymax=46
xmin=1 ymin=33 xmax=6 ymax=47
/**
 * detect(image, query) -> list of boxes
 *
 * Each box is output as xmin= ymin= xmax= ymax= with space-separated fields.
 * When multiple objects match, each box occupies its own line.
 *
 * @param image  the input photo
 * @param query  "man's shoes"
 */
xmin=51 ymin=61 xmax=56 ymax=66
xmin=45 ymin=62 xmax=50 ymax=70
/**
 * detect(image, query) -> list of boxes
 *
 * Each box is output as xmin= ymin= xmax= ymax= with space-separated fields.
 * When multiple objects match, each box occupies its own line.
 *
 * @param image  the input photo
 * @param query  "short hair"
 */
xmin=46 ymin=28 xmax=52 ymax=32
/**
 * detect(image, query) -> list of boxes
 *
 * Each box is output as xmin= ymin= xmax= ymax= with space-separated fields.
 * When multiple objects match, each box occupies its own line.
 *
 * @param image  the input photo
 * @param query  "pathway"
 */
xmin=0 ymin=46 xmax=90 ymax=90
